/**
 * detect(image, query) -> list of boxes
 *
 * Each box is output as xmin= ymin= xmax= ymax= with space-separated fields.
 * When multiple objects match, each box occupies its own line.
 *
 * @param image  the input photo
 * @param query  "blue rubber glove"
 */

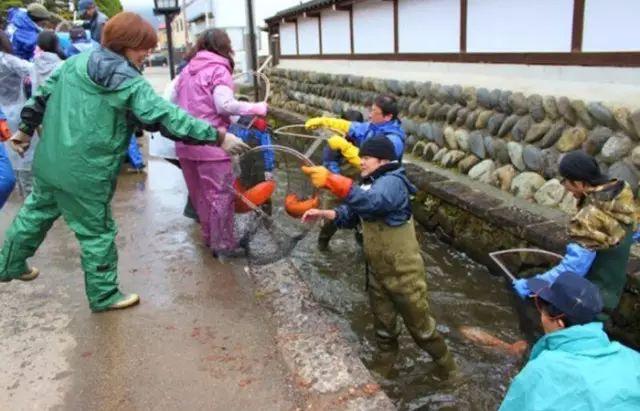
xmin=537 ymin=243 xmax=596 ymax=284
xmin=512 ymin=279 xmax=531 ymax=299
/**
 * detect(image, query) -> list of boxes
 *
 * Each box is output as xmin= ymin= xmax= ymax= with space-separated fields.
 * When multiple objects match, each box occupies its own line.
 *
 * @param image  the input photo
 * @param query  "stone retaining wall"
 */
xmin=267 ymin=67 xmax=640 ymax=215
xmin=268 ymin=106 xmax=640 ymax=350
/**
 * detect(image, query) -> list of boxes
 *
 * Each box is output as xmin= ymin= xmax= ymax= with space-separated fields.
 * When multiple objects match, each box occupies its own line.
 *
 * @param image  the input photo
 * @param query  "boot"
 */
xmin=19 ymin=267 xmax=39 ymax=281
xmin=183 ymin=198 xmax=199 ymax=222
xmin=368 ymin=348 xmax=399 ymax=378
xmin=106 ymin=293 xmax=140 ymax=310
xmin=434 ymin=350 xmax=458 ymax=375
xmin=318 ymin=221 xmax=338 ymax=251
xmin=419 ymin=333 xmax=458 ymax=377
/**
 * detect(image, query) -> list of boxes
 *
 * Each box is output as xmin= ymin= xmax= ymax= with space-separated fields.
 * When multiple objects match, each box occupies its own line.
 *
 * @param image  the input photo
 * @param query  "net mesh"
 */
xmin=231 ymin=145 xmax=318 ymax=265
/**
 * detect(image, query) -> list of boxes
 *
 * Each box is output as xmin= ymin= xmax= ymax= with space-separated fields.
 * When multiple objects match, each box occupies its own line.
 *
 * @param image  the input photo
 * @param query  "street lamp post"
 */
xmin=245 ymin=0 xmax=259 ymax=101
xmin=153 ymin=0 xmax=181 ymax=79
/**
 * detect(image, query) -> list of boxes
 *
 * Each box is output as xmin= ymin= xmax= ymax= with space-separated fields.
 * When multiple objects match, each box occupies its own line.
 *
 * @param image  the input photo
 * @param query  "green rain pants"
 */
xmin=362 ymin=218 xmax=451 ymax=362
xmin=0 ymin=177 xmax=123 ymax=311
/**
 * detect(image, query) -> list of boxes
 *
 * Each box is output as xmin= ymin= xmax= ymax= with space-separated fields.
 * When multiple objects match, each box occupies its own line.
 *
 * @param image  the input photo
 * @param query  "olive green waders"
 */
xmin=361 ymin=218 xmax=454 ymax=370
xmin=0 ymin=177 xmax=123 ymax=311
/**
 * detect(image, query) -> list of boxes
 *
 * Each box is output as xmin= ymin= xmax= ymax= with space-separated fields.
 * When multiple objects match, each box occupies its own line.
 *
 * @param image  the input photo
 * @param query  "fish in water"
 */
xmin=459 ymin=326 xmax=528 ymax=356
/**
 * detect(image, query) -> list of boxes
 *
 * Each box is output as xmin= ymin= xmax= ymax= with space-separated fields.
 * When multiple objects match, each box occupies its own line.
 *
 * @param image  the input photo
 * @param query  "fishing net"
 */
xmin=489 ymin=248 xmax=562 ymax=281
xmin=231 ymin=144 xmax=319 ymax=265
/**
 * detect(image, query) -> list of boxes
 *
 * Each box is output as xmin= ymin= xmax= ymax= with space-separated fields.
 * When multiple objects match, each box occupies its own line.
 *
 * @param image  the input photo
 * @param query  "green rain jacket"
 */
xmin=19 ymin=47 xmax=219 ymax=202
xmin=500 ymin=322 xmax=640 ymax=411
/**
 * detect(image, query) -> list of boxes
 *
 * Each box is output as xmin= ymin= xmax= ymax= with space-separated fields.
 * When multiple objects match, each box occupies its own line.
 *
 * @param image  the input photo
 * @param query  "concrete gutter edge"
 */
xmin=242 ymin=259 xmax=395 ymax=410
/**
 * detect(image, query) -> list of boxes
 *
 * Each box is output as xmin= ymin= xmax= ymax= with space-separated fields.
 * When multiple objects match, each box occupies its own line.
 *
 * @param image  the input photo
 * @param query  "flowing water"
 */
xmin=286 ymin=210 xmax=526 ymax=410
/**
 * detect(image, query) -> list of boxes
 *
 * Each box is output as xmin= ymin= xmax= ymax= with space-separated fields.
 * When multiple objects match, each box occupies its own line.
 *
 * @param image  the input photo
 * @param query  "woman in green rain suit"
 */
xmin=1 ymin=12 xmax=249 ymax=312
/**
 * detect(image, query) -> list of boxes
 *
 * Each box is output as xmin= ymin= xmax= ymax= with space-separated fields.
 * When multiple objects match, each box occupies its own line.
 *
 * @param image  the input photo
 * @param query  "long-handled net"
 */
xmin=231 ymin=144 xmax=319 ymax=265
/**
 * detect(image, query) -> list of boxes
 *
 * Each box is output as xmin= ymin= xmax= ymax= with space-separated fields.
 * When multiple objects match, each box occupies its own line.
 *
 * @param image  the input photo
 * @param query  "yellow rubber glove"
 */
xmin=301 ymin=165 xmax=329 ymax=188
xmin=327 ymin=135 xmax=361 ymax=169
xmin=304 ymin=117 xmax=351 ymax=134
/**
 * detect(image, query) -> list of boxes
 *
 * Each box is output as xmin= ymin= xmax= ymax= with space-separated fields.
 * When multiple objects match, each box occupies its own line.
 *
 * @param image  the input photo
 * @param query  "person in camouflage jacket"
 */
xmin=513 ymin=151 xmax=637 ymax=314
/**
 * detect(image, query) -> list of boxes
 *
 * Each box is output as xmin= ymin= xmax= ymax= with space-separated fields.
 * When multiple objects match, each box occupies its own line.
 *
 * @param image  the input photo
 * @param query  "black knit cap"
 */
xmin=559 ymin=150 xmax=609 ymax=186
xmin=359 ymin=135 xmax=397 ymax=161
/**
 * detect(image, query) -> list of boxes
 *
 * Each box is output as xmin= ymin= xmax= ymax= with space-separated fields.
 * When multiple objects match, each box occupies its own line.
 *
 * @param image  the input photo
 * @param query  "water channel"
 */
xmin=230 ymin=132 xmax=530 ymax=409
xmin=287 ymin=218 xmax=525 ymax=410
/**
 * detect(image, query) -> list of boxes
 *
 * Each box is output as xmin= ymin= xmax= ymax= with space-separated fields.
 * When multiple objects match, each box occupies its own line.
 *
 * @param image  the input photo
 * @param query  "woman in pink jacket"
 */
xmin=175 ymin=29 xmax=267 ymax=256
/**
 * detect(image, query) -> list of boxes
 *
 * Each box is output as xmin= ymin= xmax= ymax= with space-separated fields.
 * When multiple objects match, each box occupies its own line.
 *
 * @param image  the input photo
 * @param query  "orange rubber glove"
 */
xmin=0 ymin=119 xmax=10 ymax=142
xmin=301 ymin=166 xmax=353 ymax=199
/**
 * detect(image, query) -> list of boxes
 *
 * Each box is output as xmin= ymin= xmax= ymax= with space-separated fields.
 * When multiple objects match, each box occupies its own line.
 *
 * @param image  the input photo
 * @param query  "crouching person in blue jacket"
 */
xmin=300 ymin=135 xmax=455 ymax=377
xmin=501 ymin=272 xmax=640 ymax=411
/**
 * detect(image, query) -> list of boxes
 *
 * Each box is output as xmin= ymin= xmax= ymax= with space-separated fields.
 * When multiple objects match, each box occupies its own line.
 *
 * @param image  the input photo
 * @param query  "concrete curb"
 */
xmin=244 ymin=260 xmax=395 ymax=410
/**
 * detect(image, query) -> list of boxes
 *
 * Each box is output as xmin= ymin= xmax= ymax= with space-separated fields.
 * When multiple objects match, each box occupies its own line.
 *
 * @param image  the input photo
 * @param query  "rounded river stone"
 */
xmin=583 ymin=126 xmax=612 ymax=156
xmin=587 ymin=102 xmax=615 ymax=128
xmin=487 ymin=113 xmax=506 ymax=136
xmin=543 ymin=96 xmax=560 ymax=120
xmin=523 ymin=144 xmax=543 ymax=172
xmin=527 ymin=94 xmax=545 ymax=122
xmin=498 ymin=114 xmax=519 ymax=137
xmin=512 ymin=115 xmax=533 ymax=142
xmin=509 ymin=92 xmax=529 ymax=115
xmin=507 ymin=142 xmax=526 ymax=171
xmin=557 ymin=97 xmax=577 ymax=126
xmin=468 ymin=131 xmax=486 ymax=159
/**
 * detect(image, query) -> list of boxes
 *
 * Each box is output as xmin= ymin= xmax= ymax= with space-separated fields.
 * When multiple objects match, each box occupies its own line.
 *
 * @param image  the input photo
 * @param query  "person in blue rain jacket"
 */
xmin=0 ymin=107 xmax=16 ymax=208
xmin=501 ymin=272 xmax=640 ymax=411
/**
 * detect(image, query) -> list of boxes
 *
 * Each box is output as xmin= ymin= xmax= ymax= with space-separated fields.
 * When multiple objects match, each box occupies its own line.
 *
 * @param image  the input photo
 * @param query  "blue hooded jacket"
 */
xmin=335 ymin=164 xmax=416 ymax=228
xmin=348 ymin=119 xmax=405 ymax=159
xmin=500 ymin=322 xmax=640 ymax=411
xmin=323 ymin=119 xmax=405 ymax=173
xmin=0 ymin=107 xmax=16 ymax=208
xmin=6 ymin=8 xmax=40 ymax=61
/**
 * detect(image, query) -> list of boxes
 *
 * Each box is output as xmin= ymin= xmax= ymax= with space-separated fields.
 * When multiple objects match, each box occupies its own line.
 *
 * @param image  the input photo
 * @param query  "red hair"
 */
xmin=101 ymin=12 xmax=157 ymax=54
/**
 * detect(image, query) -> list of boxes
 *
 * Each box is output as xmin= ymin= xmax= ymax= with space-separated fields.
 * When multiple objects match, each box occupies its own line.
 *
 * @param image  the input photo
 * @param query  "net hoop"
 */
xmin=232 ymin=70 xmax=270 ymax=103
xmin=273 ymin=124 xmax=347 ymax=140
xmin=488 ymin=248 xmax=563 ymax=281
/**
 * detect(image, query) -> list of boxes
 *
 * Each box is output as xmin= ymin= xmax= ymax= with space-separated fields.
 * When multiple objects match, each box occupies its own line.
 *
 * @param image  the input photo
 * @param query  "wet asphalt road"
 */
xmin=0 ymin=67 xmax=298 ymax=411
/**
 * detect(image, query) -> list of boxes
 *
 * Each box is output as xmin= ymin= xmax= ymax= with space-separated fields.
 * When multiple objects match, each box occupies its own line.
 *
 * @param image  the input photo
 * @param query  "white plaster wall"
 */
xmin=321 ymin=9 xmax=351 ymax=54
xmin=398 ymin=0 xmax=460 ymax=53
xmin=297 ymin=17 xmax=320 ymax=55
xmin=353 ymin=0 xmax=394 ymax=54
xmin=278 ymin=59 xmax=640 ymax=107
xmin=583 ymin=0 xmax=640 ymax=52
xmin=225 ymin=27 xmax=245 ymax=53
xmin=467 ymin=0 xmax=573 ymax=52
xmin=213 ymin=0 xmax=246 ymax=27
xmin=280 ymin=23 xmax=297 ymax=55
